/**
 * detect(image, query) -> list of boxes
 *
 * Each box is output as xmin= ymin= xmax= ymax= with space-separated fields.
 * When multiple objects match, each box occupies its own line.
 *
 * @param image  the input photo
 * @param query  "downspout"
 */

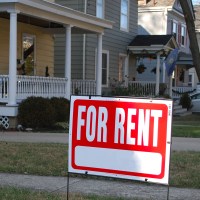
xmin=83 ymin=0 xmax=87 ymax=80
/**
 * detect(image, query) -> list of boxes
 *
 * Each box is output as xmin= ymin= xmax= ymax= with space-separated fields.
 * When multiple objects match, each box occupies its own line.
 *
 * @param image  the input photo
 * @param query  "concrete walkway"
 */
xmin=0 ymin=131 xmax=200 ymax=151
xmin=0 ymin=131 xmax=200 ymax=199
xmin=0 ymin=173 xmax=200 ymax=200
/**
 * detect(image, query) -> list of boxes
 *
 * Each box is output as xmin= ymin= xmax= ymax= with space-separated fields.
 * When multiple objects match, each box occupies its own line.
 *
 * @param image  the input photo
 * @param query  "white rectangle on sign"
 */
xmin=75 ymin=146 xmax=162 ymax=175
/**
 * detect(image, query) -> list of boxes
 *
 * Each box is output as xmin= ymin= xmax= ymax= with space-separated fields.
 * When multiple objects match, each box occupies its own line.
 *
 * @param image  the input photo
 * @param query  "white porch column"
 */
xmin=65 ymin=25 xmax=72 ymax=100
xmin=7 ymin=10 xmax=19 ymax=106
xmin=155 ymin=53 xmax=161 ymax=96
xmin=96 ymin=33 xmax=103 ymax=95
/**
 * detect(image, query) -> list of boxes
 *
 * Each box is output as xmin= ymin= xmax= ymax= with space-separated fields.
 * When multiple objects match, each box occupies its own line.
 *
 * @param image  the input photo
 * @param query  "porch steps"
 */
xmin=173 ymin=101 xmax=192 ymax=116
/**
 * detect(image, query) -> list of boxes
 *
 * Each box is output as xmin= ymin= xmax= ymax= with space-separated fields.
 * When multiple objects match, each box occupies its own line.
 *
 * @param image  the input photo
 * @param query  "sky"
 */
xmin=193 ymin=0 xmax=200 ymax=5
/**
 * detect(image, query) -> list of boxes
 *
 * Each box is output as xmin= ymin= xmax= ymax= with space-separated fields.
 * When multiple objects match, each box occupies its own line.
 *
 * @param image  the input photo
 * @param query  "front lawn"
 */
xmin=0 ymin=142 xmax=199 ymax=189
xmin=172 ymin=114 xmax=200 ymax=137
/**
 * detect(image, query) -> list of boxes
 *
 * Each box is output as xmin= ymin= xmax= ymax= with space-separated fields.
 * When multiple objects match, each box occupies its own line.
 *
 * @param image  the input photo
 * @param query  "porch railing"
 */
xmin=172 ymin=86 xmax=196 ymax=99
xmin=0 ymin=75 xmax=67 ymax=102
xmin=0 ymin=75 xmax=8 ymax=102
xmin=17 ymin=75 xmax=68 ymax=100
xmin=128 ymin=81 xmax=156 ymax=97
xmin=71 ymin=79 xmax=96 ymax=95
xmin=0 ymin=74 xmax=196 ymax=103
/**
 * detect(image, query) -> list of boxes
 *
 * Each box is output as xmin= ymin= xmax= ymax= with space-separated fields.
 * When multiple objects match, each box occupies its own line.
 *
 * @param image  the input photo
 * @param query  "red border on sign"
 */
xmin=70 ymin=98 xmax=170 ymax=180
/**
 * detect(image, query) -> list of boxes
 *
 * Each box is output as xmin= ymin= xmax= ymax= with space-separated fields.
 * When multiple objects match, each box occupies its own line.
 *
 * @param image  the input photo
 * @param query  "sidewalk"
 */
xmin=0 ymin=131 xmax=200 ymax=151
xmin=0 ymin=131 xmax=200 ymax=199
xmin=0 ymin=173 xmax=200 ymax=200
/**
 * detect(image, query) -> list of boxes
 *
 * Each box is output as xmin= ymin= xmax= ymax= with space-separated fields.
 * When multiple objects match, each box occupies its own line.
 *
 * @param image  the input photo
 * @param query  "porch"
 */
xmin=0 ymin=75 xmax=196 ymax=103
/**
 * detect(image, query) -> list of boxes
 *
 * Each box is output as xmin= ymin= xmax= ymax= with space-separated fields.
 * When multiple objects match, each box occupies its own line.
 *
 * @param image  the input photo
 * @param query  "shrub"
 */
xmin=18 ymin=97 xmax=55 ymax=129
xmin=179 ymin=93 xmax=192 ymax=110
xmin=50 ymin=97 xmax=70 ymax=122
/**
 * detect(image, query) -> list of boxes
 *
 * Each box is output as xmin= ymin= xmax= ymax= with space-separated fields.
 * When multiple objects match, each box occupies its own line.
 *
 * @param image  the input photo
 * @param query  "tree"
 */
xmin=179 ymin=0 xmax=200 ymax=80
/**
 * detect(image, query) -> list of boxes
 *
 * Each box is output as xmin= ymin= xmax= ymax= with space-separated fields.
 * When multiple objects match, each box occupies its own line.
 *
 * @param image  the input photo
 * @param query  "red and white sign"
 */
xmin=68 ymin=96 xmax=172 ymax=184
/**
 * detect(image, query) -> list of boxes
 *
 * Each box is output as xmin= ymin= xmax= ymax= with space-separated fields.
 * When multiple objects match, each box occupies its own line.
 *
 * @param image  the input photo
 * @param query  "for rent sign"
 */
xmin=68 ymin=96 xmax=173 ymax=184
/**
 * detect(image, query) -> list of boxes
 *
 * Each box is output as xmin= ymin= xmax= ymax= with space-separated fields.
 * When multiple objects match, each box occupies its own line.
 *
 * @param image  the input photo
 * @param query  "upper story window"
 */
xmin=181 ymin=25 xmax=186 ymax=46
xmin=120 ymin=0 xmax=129 ymax=31
xmin=172 ymin=21 xmax=178 ymax=41
xmin=96 ymin=0 xmax=104 ymax=19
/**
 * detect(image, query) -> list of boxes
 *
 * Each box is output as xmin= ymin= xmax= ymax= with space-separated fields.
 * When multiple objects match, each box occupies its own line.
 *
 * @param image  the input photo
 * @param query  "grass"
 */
xmin=172 ymin=126 xmax=200 ymax=137
xmin=0 ymin=143 xmax=67 ymax=176
xmin=170 ymin=151 xmax=200 ymax=188
xmin=172 ymin=114 xmax=200 ymax=137
xmin=0 ymin=142 xmax=199 ymax=189
xmin=0 ymin=187 xmax=132 ymax=200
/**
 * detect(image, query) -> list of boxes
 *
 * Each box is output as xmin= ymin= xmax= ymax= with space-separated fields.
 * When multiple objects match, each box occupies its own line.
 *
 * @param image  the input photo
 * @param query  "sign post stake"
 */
xmin=67 ymin=172 xmax=70 ymax=200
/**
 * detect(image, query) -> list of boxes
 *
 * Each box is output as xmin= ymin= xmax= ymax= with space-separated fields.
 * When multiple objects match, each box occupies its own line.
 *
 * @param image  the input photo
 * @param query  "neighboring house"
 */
xmin=137 ymin=0 xmax=196 ymax=92
xmin=194 ymin=5 xmax=200 ymax=86
xmin=0 ymin=0 xmax=112 ymax=127
xmin=54 ymin=0 xmax=138 ymax=95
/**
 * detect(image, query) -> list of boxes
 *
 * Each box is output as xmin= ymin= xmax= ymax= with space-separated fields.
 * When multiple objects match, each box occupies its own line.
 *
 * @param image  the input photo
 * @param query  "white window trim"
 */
xmin=181 ymin=24 xmax=186 ymax=47
xmin=172 ymin=20 xmax=178 ymax=41
xmin=95 ymin=49 xmax=109 ymax=87
xmin=120 ymin=0 xmax=129 ymax=32
xmin=96 ymin=0 xmax=105 ymax=19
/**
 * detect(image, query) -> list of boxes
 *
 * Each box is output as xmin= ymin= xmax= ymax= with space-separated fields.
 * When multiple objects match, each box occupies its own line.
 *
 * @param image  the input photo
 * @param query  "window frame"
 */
xmin=120 ymin=0 xmax=129 ymax=32
xmin=101 ymin=50 xmax=109 ymax=87
xmin=96 ymin=0 xmax=105 ymax=19
xmin=181 ymin=24 xmax=186 ymax=47
xmin=118 ymin=54 xmax=127 ymax=82
xmin=22 ymin=33 xmax=36 ymax=76
xmin=172 ymin=20 xmax=178 ymax=41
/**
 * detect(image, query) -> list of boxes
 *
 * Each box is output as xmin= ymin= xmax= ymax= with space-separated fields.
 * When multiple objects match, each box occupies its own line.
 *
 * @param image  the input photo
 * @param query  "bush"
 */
xmin=18 ymin=97 xmax=55 ymax=129
xmin=18 ymin=97 xmax=71 ymax=129
xmin=179 ymin=93 xmax=192 ymax=110
xmin=50 ymin=97 xmax=70 ymax=122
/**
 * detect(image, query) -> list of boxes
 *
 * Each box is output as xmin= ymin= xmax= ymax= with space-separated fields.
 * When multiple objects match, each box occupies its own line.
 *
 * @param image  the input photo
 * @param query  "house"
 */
xmin=136 ymin=0 xmax=196 ymax=97
xmin=0 ymin=0 xmax=113 ymax=128
xmin=54 ymin=0 xmax=138 ymax=96
xmin=194 ymin=4 xmax=200 ymax=86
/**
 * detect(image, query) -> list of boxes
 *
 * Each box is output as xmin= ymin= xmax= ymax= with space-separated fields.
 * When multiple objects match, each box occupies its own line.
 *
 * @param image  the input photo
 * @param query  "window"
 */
xmin=188 ymin=74 xmax=192 ymax=86
xmin=102 ymin=51 xmax=109 ymax=86
xmin=181 ymin=25 xmax=186 ymax=46
xmin=96 ymin=0 xmax=104 ymax=19
xmin=172 ymin=21 xmax=178 ymax=41
xmin=120 ymin=0 xmax=129 ymax=31
xmin=22 ymin=34 xmax=36 ymax=76
xmin=118 ymin=55 xmax=126 ymax=82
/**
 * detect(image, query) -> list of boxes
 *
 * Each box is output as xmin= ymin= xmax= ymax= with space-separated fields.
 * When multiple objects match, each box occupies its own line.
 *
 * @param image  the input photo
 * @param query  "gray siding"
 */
xmin=85 ymin=0 xmax=138 ymax=82
xmin=54 ymin=0 xmax=85 ymax=78
xmin=54 ymin=34 xmax=84 ymax=79
xmin=54 ymin=0 xmax=138 ymax=85
xmin=55 ymin=0 xmax=85 ymax=12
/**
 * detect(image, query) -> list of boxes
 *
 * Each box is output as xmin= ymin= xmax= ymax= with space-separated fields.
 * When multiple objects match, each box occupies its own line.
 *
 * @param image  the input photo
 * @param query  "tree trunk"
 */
xmin=179 ymin=0 xmax=200 ymax=81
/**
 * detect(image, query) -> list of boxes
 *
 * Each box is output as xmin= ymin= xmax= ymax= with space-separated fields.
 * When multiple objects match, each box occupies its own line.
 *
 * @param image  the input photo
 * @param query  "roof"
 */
xmin=129 ymin=35 xmax=174 ymax=46
xmin=139 ymin=0 xmax=175 ymax=7
xmin=128 ymin=35 xmax=178 ymax=56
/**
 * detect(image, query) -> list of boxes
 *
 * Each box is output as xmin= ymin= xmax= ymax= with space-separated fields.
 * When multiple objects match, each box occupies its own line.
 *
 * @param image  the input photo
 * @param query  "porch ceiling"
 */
xmin=0 ymin=0 xmax=113 ymax=34
xmin=0 ymin=12 xmax=95 ymax=34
